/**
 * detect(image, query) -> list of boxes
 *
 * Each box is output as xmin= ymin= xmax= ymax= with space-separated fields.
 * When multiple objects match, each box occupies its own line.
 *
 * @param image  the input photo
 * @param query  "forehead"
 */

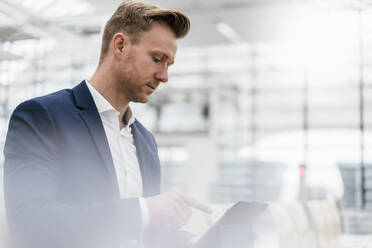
xmin=135 ymin=22 xmax=178 ymax=59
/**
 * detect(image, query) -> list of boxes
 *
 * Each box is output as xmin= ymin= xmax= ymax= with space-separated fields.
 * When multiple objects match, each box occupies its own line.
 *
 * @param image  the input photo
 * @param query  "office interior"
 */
xmin=1 ymin=0 xmax=372 ymax=247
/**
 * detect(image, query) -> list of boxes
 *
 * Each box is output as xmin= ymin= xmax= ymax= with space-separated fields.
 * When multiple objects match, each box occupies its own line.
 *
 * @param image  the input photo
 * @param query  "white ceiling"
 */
xmin=2 ymin=0 xmax=372 ymax=60
xmin=0 ymin=0 xmax=339 ymax=45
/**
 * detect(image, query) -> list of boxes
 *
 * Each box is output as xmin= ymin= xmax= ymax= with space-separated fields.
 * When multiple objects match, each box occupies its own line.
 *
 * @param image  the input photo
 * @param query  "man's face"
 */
xmin=116 ymin=22 xmax=178 ymax=103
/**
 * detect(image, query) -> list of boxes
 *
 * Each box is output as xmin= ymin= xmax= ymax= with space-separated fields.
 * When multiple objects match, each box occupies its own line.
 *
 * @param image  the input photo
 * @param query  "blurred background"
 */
xmin=1 ymin=0 xmax=372 ymax=241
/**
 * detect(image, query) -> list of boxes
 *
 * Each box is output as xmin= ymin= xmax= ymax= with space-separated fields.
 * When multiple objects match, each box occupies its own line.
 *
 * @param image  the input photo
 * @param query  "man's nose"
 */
xmin=155 ymin=67 xmax=168 ymax=83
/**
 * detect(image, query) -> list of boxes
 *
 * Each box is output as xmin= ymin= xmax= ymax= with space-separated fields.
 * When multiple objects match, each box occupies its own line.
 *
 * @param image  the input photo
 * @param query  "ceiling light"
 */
xmin=216 ymin=21 xmax=242 ymax=43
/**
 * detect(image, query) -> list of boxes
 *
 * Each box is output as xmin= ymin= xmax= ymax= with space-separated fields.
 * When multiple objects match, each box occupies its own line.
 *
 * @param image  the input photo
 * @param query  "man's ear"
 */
xmin=112 ymin=33 xmax=129 ymax=56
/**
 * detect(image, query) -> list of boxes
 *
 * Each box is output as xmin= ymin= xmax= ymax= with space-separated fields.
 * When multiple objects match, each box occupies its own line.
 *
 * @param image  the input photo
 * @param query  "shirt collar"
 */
xmin=86 ymin=80 xmax=135 ymax=126
xmin=124 ymin=107 xmax=135 ymax=126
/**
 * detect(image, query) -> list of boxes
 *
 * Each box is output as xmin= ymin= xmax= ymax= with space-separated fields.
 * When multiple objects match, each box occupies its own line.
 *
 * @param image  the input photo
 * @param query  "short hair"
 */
xmin=99 ymin=0 xmax=190 ymax=63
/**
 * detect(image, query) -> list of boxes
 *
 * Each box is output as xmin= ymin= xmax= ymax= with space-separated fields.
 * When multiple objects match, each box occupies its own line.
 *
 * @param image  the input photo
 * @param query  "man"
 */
xmin=3 ymin=1 xmax=211 ymax=248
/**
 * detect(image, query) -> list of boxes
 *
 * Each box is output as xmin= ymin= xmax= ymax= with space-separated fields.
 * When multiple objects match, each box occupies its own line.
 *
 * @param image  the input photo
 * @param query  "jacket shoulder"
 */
xmin=28 ymin=88 xmax=73 ymax=108
xmin=13 ymin=88 xmax=74 ymax=115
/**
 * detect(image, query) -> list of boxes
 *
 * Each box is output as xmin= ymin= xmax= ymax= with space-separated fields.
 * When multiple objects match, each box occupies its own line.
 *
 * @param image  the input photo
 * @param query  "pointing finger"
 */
xmin=180 ymin=194 xmax=212 ymax=214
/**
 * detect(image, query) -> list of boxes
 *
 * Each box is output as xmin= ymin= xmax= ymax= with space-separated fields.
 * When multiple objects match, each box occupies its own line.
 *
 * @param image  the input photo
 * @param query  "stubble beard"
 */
xmin=117 ymin=49 xmax=149 ymax=103
xmin=118 ymin=66 xmax=148 ymax=104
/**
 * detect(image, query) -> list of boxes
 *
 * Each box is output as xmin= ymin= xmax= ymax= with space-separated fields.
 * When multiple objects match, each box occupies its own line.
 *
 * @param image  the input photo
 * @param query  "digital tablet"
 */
xmin=195 ymin=201 xmax=268 ymax=248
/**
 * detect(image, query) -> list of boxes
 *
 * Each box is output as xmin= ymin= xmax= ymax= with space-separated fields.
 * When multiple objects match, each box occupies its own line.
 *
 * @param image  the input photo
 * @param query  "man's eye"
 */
xmin=153 ymin=57 xmax=161 ymax=62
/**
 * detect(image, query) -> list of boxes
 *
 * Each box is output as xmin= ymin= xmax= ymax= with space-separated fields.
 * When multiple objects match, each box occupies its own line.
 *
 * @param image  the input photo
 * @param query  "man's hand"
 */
xmin=146 ymin=192 xmax=212 ymax=229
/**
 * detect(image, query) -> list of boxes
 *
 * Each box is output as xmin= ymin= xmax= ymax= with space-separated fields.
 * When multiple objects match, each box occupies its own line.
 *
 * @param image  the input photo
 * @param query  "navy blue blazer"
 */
xmin=3 ymin=81 xmax=161 ymax=248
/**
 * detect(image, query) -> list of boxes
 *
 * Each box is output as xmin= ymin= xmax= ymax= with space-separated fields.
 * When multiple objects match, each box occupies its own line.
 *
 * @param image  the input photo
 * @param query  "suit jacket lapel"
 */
xmin=131 ymin=122 xmax=160 ymax=197
xmin=72 ymin=81 xmax=120 ymax=197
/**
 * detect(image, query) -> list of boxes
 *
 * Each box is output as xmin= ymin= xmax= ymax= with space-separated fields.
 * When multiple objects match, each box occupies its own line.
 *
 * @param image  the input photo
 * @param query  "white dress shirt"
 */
xmin=86 ymin=81 xmax=149 ymax=247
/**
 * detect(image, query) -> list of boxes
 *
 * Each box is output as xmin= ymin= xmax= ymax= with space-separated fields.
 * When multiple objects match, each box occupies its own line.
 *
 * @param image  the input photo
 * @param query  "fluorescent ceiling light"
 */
xmin=12 ymin=0 xmax=95 ymax=19
xmin=216 ymin=21 xmax=242 ymax=43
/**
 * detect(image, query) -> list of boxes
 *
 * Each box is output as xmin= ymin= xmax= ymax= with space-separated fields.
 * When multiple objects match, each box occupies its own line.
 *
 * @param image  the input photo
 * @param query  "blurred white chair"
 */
xmin=306 ymin=200 xmax=342 ymax=247
xmin=306 ymin=200 xmax=372 ymax=248
xmin=283 ymin=202 xmax=312 ymax=248
xmin=267 ymin=202 xmax=299 ymax=248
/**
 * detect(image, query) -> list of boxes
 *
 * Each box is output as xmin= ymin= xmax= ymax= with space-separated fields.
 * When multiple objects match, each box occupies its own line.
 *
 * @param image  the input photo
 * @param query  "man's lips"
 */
xmin=146 ymin=84 xmax=156 ymax=90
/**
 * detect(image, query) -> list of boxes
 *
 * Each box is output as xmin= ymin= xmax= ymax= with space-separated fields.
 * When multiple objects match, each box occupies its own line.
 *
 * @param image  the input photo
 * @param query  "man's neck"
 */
xmin=89 ymin=66 xmax=130 ymax=118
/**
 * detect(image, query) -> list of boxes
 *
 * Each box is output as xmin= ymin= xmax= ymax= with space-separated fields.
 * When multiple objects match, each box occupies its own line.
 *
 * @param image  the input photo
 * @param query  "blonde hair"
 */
xmin=99 ymin=0 xmax=190 ymax=63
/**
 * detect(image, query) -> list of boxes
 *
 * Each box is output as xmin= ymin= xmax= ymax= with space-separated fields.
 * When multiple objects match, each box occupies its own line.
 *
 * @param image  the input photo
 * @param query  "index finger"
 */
xmin=180 ymin=193 xmax=213 ymax=214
